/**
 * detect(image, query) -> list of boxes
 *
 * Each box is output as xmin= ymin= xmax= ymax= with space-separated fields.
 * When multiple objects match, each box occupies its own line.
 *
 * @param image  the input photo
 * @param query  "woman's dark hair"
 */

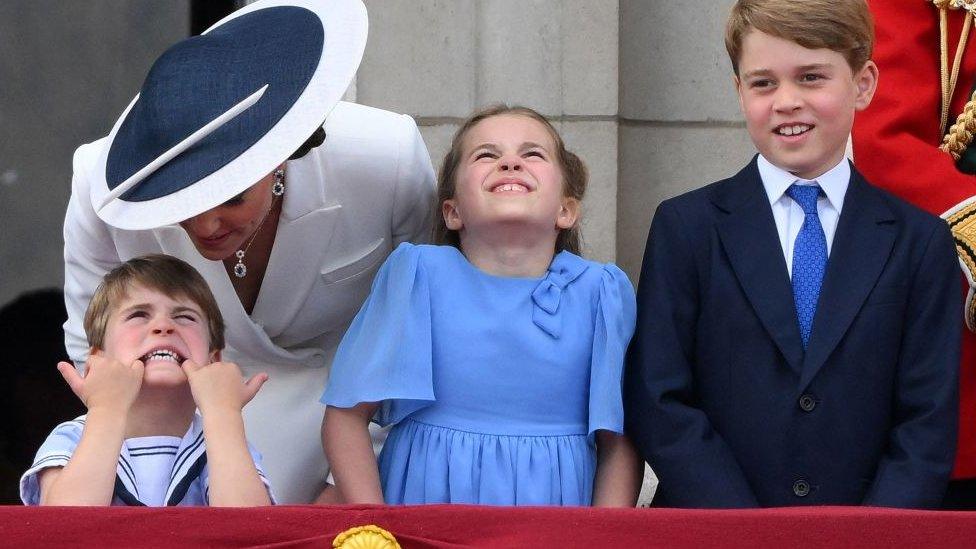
xmin=289 ymin=126 xmax=326 ymax=160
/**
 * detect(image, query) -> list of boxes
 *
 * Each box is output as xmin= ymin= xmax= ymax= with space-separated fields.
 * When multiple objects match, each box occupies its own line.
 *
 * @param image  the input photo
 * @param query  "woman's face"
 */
xmin=179 ymin=169 xmax=277 ymax=261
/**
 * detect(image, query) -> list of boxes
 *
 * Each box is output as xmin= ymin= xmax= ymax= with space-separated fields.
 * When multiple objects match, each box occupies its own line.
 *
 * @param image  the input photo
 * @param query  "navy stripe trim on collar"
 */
xmin=128 ymin=444 xmax=180 ymax=451
xmin=114 ymin=476 xmax=146 ymax=507
xmin=171 ymin=431 xmax=205 ymax=481
xmin=167 ymin=454 xmax=207 ymax=506
xmin=118 ymin=454 xmax=137 ymax=490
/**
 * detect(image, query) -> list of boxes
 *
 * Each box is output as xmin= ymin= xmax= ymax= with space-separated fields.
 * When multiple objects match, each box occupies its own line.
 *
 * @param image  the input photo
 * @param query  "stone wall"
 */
xmin=358 ymin=0 xmax=620 ymax=264
xmin=0 ymin=0 xmax=756 ymax=301
xmin=0 ymin=0 xmax=189 ymax=306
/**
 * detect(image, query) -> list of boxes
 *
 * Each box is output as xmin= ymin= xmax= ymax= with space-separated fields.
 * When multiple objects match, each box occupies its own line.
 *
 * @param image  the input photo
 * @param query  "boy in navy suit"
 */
xmin=625 ymin=0 xmax=961 ymax=508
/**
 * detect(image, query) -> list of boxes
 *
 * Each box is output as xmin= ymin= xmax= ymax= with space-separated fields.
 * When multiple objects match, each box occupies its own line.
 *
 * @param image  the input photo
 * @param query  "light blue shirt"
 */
xmin=758 ymin=154 xmax=849 ymax=277
xmin=21 ymin=413 xmax=276 ymax=506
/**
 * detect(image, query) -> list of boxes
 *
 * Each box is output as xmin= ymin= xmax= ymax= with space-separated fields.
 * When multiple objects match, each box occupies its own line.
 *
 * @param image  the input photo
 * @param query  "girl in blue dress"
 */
xmin=320 ymin=105 xmax=641 ymax=506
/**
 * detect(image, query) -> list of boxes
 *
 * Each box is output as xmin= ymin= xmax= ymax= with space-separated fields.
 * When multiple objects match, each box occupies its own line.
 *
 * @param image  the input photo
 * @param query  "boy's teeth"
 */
xmin=778 ymin=124 xmax=810 ymax=136
xmin=144 ymin=349 xmax=179 ymax=362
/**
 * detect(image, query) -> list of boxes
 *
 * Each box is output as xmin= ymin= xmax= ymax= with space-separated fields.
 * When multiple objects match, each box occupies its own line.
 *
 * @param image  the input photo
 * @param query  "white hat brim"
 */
xmin=92 ymin=0 xmax=367 ymax=230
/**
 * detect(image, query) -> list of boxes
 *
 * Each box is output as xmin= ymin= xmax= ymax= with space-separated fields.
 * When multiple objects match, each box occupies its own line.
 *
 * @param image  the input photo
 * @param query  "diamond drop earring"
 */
xmin=232 ymin=169 xmax=285 ymax=278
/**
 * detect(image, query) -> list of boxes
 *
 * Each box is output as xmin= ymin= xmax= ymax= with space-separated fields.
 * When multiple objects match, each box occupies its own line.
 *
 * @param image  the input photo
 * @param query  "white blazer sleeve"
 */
xmin=63 ymin=142 xmax=121 ymax=365
xmin=391 ymin=114 xmax=436 ymax=246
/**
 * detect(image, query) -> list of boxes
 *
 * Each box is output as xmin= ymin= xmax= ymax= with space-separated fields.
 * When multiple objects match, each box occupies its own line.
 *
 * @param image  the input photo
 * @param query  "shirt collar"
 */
xmin=757 ymin=154 xmax=850 ymax=213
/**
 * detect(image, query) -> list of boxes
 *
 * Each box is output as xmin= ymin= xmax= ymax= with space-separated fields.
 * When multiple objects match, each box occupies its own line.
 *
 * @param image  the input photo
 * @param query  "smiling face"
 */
xmin=100 ymin=284 xmax=217 ymax=387
xmin=735 ymin=30 xmax=877 ymax=179
xmin=178 ymin=168 xmax=278 ymax=261
xmin=442 ymin=114 xmax=579 ymax=246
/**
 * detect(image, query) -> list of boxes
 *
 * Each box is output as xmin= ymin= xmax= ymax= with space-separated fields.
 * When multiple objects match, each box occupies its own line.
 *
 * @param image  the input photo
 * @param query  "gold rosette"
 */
xmin=332 ymin=525 xmax=401 ymax=549
xmin=943 ymin=195 xmax=976 ymax=331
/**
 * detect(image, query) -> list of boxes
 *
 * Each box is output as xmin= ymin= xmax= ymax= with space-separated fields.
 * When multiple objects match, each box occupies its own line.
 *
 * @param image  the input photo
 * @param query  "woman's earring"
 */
xmin=272 ymin=169 xmax=285 ymax=197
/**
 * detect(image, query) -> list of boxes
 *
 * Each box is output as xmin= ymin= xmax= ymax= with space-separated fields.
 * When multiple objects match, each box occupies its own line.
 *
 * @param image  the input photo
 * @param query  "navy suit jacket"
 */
xmin=624 ymin=158 xmax=960 ymax=508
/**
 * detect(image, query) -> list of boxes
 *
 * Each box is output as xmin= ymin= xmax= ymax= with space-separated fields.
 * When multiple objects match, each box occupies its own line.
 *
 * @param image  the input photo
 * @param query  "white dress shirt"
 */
xmin=758 ymin=155 xmax=850 ymax=277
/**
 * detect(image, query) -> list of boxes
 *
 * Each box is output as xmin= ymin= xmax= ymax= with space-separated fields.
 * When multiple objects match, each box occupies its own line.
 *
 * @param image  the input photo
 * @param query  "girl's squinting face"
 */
xmin=100 ymin=284 xmax=216 ymax=387
xmin=179 ymin=170 xmax=277 ymax=261
xmin=444 ymin=115 xmax=578 ymax=241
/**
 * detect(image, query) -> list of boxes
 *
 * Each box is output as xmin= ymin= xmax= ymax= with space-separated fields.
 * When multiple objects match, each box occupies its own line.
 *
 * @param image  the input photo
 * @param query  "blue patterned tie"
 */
xmin=787 ymin=183 xmax=827 ymax=349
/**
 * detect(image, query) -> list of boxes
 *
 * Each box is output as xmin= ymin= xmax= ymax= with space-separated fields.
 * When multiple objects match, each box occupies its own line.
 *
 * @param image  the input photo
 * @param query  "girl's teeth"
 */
xmin=495 ymin=184 xmax=526 ymax=192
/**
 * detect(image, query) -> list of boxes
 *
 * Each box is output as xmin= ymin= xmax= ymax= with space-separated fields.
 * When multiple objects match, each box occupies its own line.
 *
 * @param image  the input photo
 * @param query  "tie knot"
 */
xmin=787 ymin=183 xmax=820 ymax=215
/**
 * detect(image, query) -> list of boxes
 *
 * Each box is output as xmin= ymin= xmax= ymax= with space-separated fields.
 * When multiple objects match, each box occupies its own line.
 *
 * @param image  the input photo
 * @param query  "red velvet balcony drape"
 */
xmin=1 ymin=505 xmax=975 ymax=548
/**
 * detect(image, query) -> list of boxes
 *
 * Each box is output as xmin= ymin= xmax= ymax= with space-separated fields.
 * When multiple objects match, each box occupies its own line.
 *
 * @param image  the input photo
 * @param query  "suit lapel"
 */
xmin=250 ymin=153 xmax=341 ymax=336
xmin=249 ymin=204 xmax=340 ymax=336
xmin=798 ymin=169 xmax=897 ymax=390
xmin=716 ymin=160 xmax=805 ymax=373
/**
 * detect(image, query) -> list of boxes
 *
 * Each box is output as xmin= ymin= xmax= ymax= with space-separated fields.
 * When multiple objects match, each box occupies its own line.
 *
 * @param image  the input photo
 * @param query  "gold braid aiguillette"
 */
xmin=934 ymin=0 xmax=976 ymax=156
xmin=942 ymin=88 xmax=976 ymax=159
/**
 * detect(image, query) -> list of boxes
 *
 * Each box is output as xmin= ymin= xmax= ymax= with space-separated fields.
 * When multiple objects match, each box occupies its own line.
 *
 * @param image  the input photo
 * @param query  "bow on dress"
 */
xmin=530 ymin=252 xmax=588 ymax=338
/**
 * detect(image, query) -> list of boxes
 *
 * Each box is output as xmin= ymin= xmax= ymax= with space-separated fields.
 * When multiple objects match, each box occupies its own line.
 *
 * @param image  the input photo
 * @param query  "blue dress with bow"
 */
xmin=320 ymin=243 xmax=636 ymax=505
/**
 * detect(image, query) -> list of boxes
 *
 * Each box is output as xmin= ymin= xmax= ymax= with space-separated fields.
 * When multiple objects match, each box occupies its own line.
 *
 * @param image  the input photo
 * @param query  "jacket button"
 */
xmin=793 ymin=479 xmax=811 ymax=497
xmin=798 ymin=394 xmax=817 ymax=412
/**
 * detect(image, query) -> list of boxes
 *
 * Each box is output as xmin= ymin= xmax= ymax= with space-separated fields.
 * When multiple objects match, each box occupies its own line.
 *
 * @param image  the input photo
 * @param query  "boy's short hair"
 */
xmin=725 ymin=0 xmax=874 ymax=75
xmin=84 ymin=254 xmax=225 ymax=352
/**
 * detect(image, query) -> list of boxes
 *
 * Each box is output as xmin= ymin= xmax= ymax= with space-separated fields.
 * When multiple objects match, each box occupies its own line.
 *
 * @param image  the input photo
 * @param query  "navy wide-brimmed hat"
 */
xmin=92 ymin=0 xmax=367 ymax=230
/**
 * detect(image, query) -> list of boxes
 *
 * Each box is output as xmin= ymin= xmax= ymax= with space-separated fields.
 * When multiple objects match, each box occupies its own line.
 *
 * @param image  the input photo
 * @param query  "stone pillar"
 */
xmin=617 ymin=0 xmax=756 ymax=279
xmin=0 ymin=0 xmax=189 ymax=305
xmin=615 ymin=1 xmax=760 ymax=504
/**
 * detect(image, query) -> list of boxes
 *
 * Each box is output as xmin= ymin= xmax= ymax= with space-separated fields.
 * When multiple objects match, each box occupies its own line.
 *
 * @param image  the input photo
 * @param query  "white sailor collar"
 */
xmin=114 ymin=413 xmax=208 ymax=506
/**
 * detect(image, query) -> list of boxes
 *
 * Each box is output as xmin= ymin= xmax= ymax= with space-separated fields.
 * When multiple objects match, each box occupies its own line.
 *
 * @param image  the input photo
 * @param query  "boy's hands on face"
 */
xmin=181 ymin=360 xmax=267 ymax=415
xmin=56 ymin=352 xmax=144 ymax=414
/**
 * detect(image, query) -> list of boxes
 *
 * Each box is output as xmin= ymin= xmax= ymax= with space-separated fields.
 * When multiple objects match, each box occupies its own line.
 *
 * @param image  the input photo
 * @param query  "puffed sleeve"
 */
xmin=20 ymin=417 xmax=86 ymax=505
xmin=587 ymin=264 xmax=637 ymax=438
xmin=320 ymin=242 xmax=435 ymax=426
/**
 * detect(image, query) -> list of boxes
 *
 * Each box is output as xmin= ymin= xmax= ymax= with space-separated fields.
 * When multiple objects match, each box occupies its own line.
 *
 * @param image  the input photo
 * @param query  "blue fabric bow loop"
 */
xmin=531 ymin=252 xmax=588 ymax=338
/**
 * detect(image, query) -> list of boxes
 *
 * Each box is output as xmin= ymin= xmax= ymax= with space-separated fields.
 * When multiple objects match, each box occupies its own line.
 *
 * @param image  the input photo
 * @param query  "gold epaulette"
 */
xmin=943 ymin=196 xmax=976 ymax=331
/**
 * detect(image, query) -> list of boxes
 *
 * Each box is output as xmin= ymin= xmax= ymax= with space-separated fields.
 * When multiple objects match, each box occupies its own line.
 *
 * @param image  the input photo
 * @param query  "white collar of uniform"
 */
xmin=757 ymin=154 xmax=850 ymax=214
xmin=114 ymin=412 xmax=207 ymax=506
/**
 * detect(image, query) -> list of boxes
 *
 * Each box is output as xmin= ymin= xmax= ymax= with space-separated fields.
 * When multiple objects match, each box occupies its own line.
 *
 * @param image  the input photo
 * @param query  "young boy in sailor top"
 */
xmin=21 ymin=254 xmax=274 ymax=506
